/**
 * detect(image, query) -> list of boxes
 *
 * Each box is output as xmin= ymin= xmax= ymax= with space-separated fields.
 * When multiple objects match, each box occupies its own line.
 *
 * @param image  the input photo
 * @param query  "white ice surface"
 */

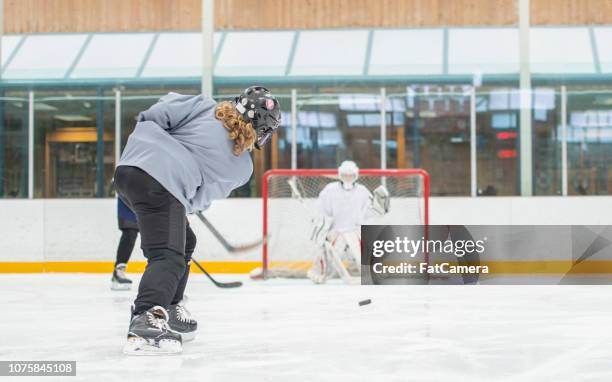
xmin=2 ymin=274 xmax=612 ymax=381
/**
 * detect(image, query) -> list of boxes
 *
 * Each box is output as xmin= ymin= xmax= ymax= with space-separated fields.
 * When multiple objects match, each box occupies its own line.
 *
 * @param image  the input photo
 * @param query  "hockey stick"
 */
xmin=192 ymin=258 xmax=242 ymax=288
xmin=195 ymin=211 xmax=264 ymax=254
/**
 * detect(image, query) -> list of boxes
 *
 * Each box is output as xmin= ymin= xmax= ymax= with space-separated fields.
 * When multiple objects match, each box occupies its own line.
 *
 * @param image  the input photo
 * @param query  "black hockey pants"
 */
xmin=114 ymin=166 xmax=196 ymax=314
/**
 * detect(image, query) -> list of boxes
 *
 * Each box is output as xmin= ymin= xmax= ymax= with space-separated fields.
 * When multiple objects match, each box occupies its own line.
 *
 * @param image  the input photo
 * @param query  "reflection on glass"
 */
xmin=45 ymin=130 xmax=110 ymax=197
xmin=0 ymin=93 xmax=28 ymax=198
xmin=476 ymin=88 xmax=520 ymax=196
xmin=295 ymin=93 xmax=381 ymax=169
xmin=533 ymin=88 xmax=561 ymax=195
xmin=34 ymin=90 xmax=115 ymax=197
xmin=5 ymin=84 xmax=610 ymax=199
xmin=565 ymin=90 xmax=612 ymax=195
xmin=388 ymin=86 xmax=471 ymax=196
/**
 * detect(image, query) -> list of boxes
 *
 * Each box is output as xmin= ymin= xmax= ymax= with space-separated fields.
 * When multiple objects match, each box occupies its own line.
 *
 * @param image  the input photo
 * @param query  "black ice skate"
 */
xmin=168 ymin=300 xmax=198 ymax=342
xmin=123 ymin=306 xmax=182 ymax=355
xmin=111 ymin=263 xmax=132 ymax=291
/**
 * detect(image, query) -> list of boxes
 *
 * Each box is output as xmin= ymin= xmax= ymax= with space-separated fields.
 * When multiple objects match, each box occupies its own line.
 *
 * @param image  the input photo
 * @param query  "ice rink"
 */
xmin=3 ymin=273 xmax=612 ymax=381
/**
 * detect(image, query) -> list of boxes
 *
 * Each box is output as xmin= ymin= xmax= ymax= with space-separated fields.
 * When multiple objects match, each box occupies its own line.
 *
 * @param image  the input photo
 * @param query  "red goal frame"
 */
xmin=261 ymin=168 xmax=430 ymax=278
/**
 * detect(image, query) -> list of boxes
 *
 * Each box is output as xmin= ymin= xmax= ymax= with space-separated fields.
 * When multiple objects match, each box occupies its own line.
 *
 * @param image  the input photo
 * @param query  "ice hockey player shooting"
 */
xmin=114 ymin=86 xmax=280 ymax=355
xmin=307 ymin=161 xmax=390 ymax=284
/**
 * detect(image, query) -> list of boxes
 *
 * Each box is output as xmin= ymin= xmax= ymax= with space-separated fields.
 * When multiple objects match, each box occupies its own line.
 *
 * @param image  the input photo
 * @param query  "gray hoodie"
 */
xmin=117 ymin=92 xmax=253 ymax=214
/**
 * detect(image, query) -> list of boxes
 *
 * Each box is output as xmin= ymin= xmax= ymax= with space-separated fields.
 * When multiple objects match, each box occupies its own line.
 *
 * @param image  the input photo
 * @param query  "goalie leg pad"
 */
xmin=339 ymin=231 xmax=362 ymax=275
xmin=324 ymin=241 xmax=354 ymax=284
xmin=307 ymin=248 xmax=334 ymax=284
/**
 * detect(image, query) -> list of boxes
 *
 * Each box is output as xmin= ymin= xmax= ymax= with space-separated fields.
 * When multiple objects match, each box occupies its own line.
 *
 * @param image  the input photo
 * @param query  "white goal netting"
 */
xmin=260 ymin=169 xmax=429 ymax=278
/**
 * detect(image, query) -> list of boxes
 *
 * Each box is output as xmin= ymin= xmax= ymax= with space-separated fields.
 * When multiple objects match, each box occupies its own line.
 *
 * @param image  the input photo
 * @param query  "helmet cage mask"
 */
xmin=339 ymin=172 xmax=357 ymax=190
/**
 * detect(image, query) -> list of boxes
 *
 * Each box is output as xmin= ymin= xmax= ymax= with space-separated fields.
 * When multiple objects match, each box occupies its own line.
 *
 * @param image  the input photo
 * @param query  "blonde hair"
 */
xmin=215 ymin=101 xmax=256 ymax=155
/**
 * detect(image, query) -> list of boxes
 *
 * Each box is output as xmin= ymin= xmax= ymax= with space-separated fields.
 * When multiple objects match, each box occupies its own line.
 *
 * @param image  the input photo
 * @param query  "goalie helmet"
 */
xmin=338 ymin=160 xmax=359 ymax=190
xmin=234 ymin=86 xmax=281 ymax=150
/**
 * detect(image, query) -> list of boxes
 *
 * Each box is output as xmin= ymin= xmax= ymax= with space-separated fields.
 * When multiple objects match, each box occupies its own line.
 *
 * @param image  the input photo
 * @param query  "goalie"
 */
xmin=307 ymin=161 xmax=390 ymax=284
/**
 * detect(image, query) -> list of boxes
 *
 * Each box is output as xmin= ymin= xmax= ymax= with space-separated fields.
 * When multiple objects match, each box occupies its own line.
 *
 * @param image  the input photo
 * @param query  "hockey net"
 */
xmin=258 ymin=169 xmax=429 ymax=279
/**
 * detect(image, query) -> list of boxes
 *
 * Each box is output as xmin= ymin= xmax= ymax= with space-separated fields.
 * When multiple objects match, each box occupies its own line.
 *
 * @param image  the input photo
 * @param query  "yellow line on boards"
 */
xmin=1 ymin=260 xmax=612 ymax=274
xmin=0 ymin=261 xmax=262 ymax=274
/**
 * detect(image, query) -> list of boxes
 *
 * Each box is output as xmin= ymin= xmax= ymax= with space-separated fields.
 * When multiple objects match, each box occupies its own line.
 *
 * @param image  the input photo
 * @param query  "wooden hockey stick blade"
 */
xmin=195 ymin=211 xmax=264 ymax=253
xmin=192 ymin=259 xmax=242 ymax=288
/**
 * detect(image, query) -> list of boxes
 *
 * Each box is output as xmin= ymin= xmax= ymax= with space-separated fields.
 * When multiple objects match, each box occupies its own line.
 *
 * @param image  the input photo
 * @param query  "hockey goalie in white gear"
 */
xmin=307 ymin=161 xmax=390 ymax=284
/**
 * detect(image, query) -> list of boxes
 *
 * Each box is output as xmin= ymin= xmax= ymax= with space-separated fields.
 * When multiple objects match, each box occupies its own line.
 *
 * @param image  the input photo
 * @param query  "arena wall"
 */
xmin=0 ymin=197 xmax=610 ymax=274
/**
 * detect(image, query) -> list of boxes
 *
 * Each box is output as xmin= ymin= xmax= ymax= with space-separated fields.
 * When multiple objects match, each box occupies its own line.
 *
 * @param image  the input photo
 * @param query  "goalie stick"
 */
xmin=192 ymin=258 xmax=242 ymax=288
xmin=195 ymin=211 xmax=264 ymax=254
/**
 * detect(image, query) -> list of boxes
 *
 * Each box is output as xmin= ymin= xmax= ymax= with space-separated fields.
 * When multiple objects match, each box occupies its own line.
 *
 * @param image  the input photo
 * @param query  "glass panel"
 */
xmin=565 ymin=89 xmax=612 ymax=195
xmin=141 ymin=33 xmax=221 ymax=77
xmin=215 ymin=32 xmax=294 ymax=76
xmin=4 ymin=34 xmax=88 ymax=79
xmin=530 ymin=28 xmax=594 ymax=74
xmin=369 ymin=29 xmax=443 ymax=75
xmin=387 ymin=86 xmax=471 ymax=196
xmin=290 ymin=31 xmax=369 ymax=76
xmin=533 ymin=88 xmax=562 ymax=195
xmin=0 ymin=92 xmax=29 ymax=198
xmin=295 ymin=92 xmax=381 ymax=169
xmin=476 ymin=88 xmax=520 ymax=195
xmin=71 ymin=33 xmax=154 ymax=78
xmin=448 ymin=28 xmax=519 ymax=74
xmin=594 ymin=27 xmax=612 ymax=73
xmin=33 ymin=90 xmax=115 ymax=198
xmin=270 ymin=94 xmax=293 ymax=169
xmin=1 ymin=35 xmax=23 ymax=66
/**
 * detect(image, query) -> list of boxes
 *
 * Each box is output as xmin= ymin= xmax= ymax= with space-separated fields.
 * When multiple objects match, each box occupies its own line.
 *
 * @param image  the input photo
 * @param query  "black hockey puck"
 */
xmin=358 ymin=299 xmax=372 ymax=306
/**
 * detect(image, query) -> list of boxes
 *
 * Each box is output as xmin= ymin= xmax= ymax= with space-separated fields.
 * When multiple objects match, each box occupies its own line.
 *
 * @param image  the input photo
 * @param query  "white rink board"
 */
xmin=0 ymin=200 xmax=44 ymax=262
xmin=3 ymin=274 xmax=612 ymax=381
xmin=0 ymin=196 xmax=611 ymax=263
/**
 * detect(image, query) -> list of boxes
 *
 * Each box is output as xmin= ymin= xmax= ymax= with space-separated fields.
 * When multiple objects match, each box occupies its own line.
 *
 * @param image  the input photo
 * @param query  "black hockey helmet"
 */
xmin=234 ymin=86 xmax=281 ymax=149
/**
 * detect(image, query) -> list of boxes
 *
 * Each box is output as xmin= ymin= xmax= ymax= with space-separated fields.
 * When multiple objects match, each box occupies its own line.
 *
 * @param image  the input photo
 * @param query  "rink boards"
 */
xmin=0 ymin=197 xmax=611 ymax=275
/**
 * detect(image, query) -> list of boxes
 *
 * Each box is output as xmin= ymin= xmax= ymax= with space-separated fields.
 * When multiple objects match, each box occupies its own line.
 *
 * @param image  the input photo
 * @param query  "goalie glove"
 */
xmin=310 ymin=215 xmax=333 ymax=246
xmin=371 ymin=185 xmax=390 ymax=215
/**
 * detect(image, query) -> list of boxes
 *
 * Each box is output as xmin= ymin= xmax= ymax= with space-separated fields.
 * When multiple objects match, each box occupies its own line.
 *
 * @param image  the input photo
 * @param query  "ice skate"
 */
xmin=168 ymin=299 xmax=198 ymax=342
xmin=123 ymin=306 xmax=182 ymax=355
xmin=111 ymin=263 xmax=132 ymax=291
